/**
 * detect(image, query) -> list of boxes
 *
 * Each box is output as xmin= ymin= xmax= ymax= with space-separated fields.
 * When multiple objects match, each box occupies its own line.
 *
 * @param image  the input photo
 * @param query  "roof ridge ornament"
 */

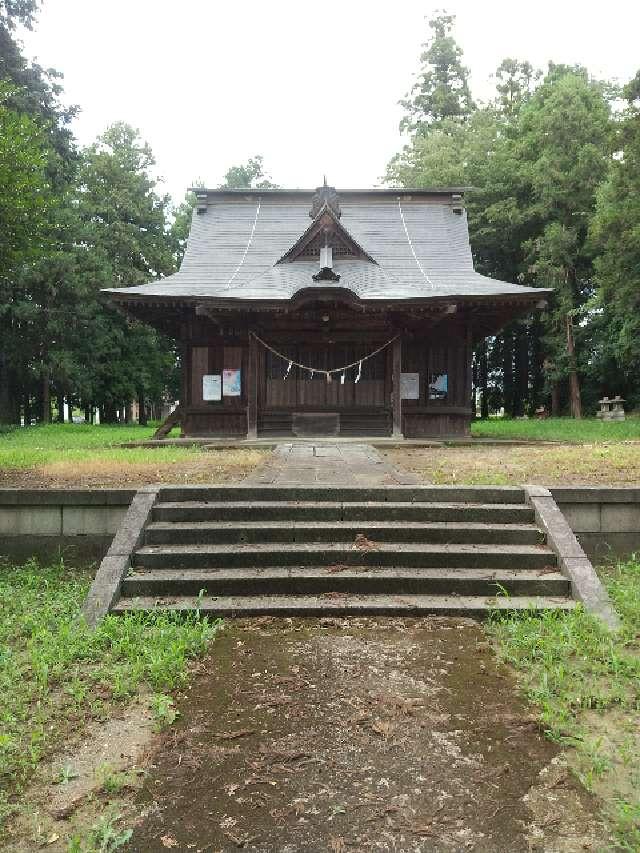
xmin=310 ymin=180 xmax=341 ymax=219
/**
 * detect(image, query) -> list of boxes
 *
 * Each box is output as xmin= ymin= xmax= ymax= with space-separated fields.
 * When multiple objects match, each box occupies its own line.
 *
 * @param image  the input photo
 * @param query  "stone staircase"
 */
xmin=112 ymin=486 xmax=576 ymax=616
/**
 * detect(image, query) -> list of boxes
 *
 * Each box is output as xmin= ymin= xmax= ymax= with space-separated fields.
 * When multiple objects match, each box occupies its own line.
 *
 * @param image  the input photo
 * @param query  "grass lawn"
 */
xmin=0 ymin=424 xmax=266 ymax=487
xmin=489 ymin=559 xmax=640 ymax=850
xmin=472 ymin=416 xmax=640 ymax=443
xmin=386 ymin=443 xmax=640 ymax=485
xmin=0 ymin=557 xmax=220 ymax=850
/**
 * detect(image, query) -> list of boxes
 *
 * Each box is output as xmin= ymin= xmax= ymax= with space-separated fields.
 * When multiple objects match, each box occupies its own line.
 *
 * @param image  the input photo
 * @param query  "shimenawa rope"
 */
xmin=250 ymin=331 xmax=398 ymax=383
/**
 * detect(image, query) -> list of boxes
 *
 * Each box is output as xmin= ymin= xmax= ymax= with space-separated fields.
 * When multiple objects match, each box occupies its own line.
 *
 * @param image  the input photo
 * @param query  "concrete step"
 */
xmin=121 ymin=567 xmax=570 ymax=598
xmin=144 ymin=520 xmax=544 ymax=546
xmin=132 ymin=542 xmax=555 ymax=571
xmin=157 ymin=485 xmax=527 ymax=504
xmin=153 ymin=501 xmax=535 ymax=524
xmin=113 ymin=593 xmax=576 ymax=617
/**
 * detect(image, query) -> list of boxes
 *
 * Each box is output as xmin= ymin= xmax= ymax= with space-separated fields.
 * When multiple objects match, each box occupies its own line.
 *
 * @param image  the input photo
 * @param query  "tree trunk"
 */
xmin=565 ymin=314 xmax=582 ymax=419
xmin=479 ymin=341 xmax=489 ymax=419
xmin=502 ymin=330 xmax=515 ymax=417
xmin=514 ymin=324 xmax=529 ymax=416
xmin=42 ymin=369 xmax=51 ymax=424
xmin=124 ymin=401 xmax=132 ymax=424
xmin=530 ymin=319 xmax=544 ymax=410
xmin=24 ymin=394 xmax=32 ymax=427
xmin=57 ymin=394 xmax=66 ymax=423
xmin=0 ymin=356 xmax=16 ymax=425
xmin=137 ymin=391 xmax=148 ymax=426
xmin=551 ymin=382 xmax=561 ymax=416
xmin=102 ymin=403 xmax=117 ymax=424
xmin=84 ymin=404 xmax=92 ymax=424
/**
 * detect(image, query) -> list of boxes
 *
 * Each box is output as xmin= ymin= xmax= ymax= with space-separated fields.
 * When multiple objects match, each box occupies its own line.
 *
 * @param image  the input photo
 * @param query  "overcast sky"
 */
xmin=20 ymin=0 xmax=640 ymax=203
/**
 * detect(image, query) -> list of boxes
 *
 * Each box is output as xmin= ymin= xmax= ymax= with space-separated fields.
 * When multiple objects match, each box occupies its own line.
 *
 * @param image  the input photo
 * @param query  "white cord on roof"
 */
xmin=226 ymin=197 xmax=261 ymax=288
xmin=397 ymin=198 xmax=435 ymax=289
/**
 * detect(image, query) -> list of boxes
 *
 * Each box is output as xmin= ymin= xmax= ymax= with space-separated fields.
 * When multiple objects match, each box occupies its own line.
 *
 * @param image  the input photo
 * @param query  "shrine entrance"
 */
xmin=258 ymin=341 xmax=393 ymax=437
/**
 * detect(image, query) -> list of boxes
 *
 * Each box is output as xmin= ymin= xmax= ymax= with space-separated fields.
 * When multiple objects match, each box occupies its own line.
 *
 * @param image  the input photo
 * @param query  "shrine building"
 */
xmin=105 ymin=183 xmax=549 ymax=439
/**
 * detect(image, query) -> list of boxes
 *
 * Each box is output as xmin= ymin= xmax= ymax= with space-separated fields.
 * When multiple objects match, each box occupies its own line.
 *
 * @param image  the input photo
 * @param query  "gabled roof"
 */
xmin=277 ymin=202 xmax=376 ymax=265
xmin=104 ymin=187 xmax=551 ymax=304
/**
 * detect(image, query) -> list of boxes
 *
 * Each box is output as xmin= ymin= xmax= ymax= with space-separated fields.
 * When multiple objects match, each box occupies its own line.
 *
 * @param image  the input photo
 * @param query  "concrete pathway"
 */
xmin=245 ymin=442 xmax=419 ymax=487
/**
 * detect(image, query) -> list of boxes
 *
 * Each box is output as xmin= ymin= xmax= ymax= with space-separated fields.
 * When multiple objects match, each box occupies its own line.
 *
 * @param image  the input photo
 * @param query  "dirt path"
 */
xmin=130 ymin=618 xmax=605 ymax=852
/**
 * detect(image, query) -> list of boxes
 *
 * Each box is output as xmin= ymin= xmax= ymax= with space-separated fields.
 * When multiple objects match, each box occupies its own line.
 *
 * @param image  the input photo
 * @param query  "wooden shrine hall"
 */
xmin=105 ymin=184 xmax=549 ymax=439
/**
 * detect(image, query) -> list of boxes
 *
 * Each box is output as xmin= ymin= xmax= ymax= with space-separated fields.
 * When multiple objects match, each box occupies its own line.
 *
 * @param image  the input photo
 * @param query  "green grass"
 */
xmin=488 ymin=559 xmax=640 ymax=849
xmin=471 ymin=416 xmax=640 ymax=443
xmin=0 ymin=423 xmax=189 ymax=469
xmin=0 ymin=557 xmax=220 ymax=834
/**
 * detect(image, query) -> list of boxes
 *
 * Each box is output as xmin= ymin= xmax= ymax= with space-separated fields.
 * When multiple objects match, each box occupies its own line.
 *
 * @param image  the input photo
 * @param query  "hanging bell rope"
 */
xmin=250 ymin=331 xmax=399 ymax=382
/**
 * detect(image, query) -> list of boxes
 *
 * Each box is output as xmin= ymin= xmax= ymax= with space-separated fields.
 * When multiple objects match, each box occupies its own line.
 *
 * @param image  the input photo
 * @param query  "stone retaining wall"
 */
xmin=0 ymin=489 xmax=135 ymax=562
xmin=550 ymin=487 xmax=640 ymax=561
xmin=0 ymin=486 xmax=639 ymax=564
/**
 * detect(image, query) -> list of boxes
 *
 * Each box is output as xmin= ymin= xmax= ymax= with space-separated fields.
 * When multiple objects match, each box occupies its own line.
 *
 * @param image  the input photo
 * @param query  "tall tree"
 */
xmin=590 ymin=71 xmax=640 ymax=405
xmin=494 ymin=58 xmax=540 ymax=116
xmin=517 ymin=67 xmax=612 ymax=417
xmin=0 ymin=82 xmax=53 ymax=422
xmin=399 ymin=12 xmax=475 ymax=134
xmin=76 ymin=123 xmax=177 ymax=422
xmin=220 ymin=155 xmax=277 ymax=189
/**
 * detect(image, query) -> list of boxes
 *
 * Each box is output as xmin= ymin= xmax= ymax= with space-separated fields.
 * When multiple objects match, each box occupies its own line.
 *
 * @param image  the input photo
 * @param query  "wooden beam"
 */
xmin=247 ymin=333 xmax=258 ymax=439
xmin=391 ymin=335 xmax=403 ymax=438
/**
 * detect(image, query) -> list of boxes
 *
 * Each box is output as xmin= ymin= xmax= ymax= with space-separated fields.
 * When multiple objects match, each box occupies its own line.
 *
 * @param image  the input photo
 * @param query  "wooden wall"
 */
xmin=401 ymin=334 xmax=472 ymax=438
xmin=180 ymin=315 xmax=472 ymax=438
xmin=182 ymin=322 xmax=248 ymax=436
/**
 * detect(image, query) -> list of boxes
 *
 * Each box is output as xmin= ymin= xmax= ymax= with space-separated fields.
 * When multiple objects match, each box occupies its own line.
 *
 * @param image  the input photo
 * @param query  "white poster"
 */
xmin=400 ymin=372 xmax=420 ymax=400
xmin=202 ymin=374 xmax=222 ymax=401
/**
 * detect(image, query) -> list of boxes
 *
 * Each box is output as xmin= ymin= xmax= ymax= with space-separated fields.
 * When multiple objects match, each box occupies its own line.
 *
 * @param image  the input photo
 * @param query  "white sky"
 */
xmin=21 ymin=0 xmax=640 ymax=204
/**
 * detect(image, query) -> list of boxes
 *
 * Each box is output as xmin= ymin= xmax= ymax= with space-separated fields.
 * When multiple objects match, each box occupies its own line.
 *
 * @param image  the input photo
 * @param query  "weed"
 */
xmin=150 ymin=693 xmax=179 ymax=730
xmin=95 ymin=763 xmax=132 ymax=795
xmin=53 ymin=764 xmax=79 ymax=785
xmin=488 ymin=558 xmax=640 ymax=846
xmin=0 ymin=557 xmax=220 ymax=836
xmin=68 ymin=811 xmax=132 ymax=852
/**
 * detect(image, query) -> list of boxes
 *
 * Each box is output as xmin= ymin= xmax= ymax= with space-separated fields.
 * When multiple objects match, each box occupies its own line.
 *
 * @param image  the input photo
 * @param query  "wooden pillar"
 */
xmin=391 ymin=334 xmax=403 ymax=438
xmin=247 ymin=333 xmax=258 ymax=439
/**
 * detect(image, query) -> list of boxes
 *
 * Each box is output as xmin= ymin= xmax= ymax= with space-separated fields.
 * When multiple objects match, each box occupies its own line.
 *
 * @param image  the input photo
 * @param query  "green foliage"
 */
xmin=399 ymin=12 xmax=474 ymax=134
xmin=0 ymin=0 xmax=39 ymax=30
xmin=488 ymin=559 xmax=640 ymax=846
xmin=68 ymin=811 xmax=132 ymax=853
xmin=590 ymin=73 xmax=640 ymax=398
xmin=390 ymin=42 xmax=619 ymax=417
xmin=150 ymin=693 xmax=179 ymax=730
xmin=0 ymin=557 xmax=219 ymax=827
xmin=221 ymin=154 xmax=277 ymax=189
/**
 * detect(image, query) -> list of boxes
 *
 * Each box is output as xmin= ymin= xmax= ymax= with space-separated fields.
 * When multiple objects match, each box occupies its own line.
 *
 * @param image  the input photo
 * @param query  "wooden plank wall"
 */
xmin=180 ymin=322 xmax=472 ymax=437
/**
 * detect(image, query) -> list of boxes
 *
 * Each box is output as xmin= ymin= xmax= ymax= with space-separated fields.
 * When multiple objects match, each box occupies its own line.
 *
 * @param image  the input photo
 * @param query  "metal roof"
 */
xmin=105 ymin=190 xmax=549 ymax=304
